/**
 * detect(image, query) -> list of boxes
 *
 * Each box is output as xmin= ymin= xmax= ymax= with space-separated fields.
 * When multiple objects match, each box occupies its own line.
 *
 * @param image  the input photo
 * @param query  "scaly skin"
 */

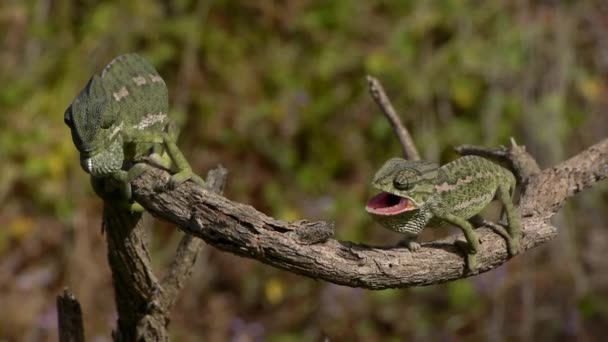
xmin=64 ymin=53 xmax=205 ymax=211
xmin=366 ymin=155 xmax=521 ymax=273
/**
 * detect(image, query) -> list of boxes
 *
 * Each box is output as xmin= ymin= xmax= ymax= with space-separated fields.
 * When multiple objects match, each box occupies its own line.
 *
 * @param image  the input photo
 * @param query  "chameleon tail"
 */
xmin=499 ymin=168 xmax=517 ymax=223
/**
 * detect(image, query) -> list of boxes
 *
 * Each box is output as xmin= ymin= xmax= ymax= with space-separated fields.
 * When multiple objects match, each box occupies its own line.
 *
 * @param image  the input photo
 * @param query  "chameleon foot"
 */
xmin=397 ymin=238 xmax=421 ymax=252
xmin=470 ymin=216 xmax=520 ymax=256
xmin=455 ymin=240 xmax=479 ymax=274
xmin=464 ymin=253 xmax=479 ymax=274
xmin=112 ymin=200 xmax=145 ymax=212
xmin=507 ymin=237 xmax=520 ymax=256
xmin=125 ymin=201 xmax=145 ymax=212
xmin=167 ymin=170 xmax=206 ymax=190
xmin=482 ymin=220 xmax=520 ymax=256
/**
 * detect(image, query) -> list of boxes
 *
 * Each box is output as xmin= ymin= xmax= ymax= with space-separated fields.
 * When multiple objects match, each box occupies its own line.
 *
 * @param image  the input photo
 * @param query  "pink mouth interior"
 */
xmin=366 ymin=192 xmax=416 ymax=215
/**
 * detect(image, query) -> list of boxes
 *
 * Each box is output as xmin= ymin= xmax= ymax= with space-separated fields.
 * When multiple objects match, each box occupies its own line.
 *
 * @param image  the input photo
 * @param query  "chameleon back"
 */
xmin=436 ymin=156 xmax=516 ymax=219
xmin=101 ymin=53 xmax=171 ymax=159
xmin=101 ymin=53 xmax=169 ymax=134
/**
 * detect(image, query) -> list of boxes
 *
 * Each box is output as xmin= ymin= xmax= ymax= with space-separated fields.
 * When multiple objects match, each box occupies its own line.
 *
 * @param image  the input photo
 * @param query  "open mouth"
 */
xmin=365 ymin=192 xmax=417 ymax=215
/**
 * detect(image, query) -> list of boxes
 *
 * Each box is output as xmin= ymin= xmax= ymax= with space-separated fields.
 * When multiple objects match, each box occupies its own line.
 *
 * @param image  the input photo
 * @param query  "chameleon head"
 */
xmin=64 ymin=75 xmax=123 ymax=177
xmin=366 ymin=158 xmax=439 ymax=232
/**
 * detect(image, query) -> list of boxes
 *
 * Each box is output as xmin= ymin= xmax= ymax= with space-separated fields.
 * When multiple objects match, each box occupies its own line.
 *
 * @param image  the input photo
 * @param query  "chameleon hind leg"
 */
xmin=434 ymin=211 xmax=481 ymax=273
xmin=469 ymin=214 xmax=518 ymax=256
xmin=497 ymin=184 xmax=521 ymax=255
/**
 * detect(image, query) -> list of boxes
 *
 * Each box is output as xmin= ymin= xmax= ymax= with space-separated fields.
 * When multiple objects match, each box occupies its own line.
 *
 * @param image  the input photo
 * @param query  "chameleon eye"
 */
xmin=393 ymin=169 xmax=417 ymax=191
xmin=393 ymin=178 xmax=411 ymax=191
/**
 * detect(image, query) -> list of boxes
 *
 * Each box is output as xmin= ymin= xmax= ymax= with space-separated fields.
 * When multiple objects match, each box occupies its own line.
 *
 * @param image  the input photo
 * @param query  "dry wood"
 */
xmin=129 ymin=138 xmax=608 ymax=289
xmin=100 ymin=166 xmax=227 ymax=341
xmin=57 ymin=288 xmax=85 ymax=342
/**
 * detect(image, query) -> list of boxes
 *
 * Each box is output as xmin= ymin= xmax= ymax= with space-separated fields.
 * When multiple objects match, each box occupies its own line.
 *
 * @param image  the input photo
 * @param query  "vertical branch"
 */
xmin=102 ymin=166 xmax=227 ymax=341
xmin=57 ymin=288 xmax=85 ymax=342
xmin=103 ymin=202 xmax=168 ymax=341
xmin=158 ymin=166 xmax=228 ymax=310
xmin=367 ymin=75 xmax=421 ymax=160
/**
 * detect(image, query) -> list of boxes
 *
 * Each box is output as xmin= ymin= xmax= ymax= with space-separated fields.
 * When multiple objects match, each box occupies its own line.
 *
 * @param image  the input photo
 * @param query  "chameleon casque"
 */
xmin=366 ymin=155 xmax=522 ymax=272
xmin=64 ymin=53 xmax=205 ymax=211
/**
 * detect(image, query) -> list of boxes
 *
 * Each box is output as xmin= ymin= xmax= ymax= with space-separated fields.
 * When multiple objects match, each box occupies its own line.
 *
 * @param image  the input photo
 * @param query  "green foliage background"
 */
xmin=1 ymin=1 xmax=607 ymax=340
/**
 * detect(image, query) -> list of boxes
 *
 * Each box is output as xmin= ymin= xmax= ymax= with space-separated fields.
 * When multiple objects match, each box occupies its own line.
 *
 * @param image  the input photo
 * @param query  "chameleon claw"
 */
xmin=167 ymin=171 xmax=206 ymax=190
xmin=126 ymin=201 xmax=145 ymax=212
xmin=468 ymin=235 xmax=481 ymax=254
xmin=167 ymin=172 xmax=189 ymax=190
xmin=408 ymin=241 xmax=421 ymax=252
xmin=507 ymin=237 xmax=520 ymax=256
xmin=190 ymin=174 xmax=206 ymax=187
xmin=455 ymin=240 xmax=479 ymax=274
xmin=397 ymin=238 xmax=421 ymax=251
xmin=465 ymin=253 xmax=479 ymax=274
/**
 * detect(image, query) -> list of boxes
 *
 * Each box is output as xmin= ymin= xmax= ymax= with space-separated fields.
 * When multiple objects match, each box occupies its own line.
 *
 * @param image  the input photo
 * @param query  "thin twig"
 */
xmin=367 ymin=75 xmax=420 ymax=160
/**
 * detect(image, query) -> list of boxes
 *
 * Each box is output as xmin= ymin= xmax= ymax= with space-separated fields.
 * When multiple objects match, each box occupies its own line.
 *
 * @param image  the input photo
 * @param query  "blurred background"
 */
xmin=1 ymin=0 xmax=608 ymax=341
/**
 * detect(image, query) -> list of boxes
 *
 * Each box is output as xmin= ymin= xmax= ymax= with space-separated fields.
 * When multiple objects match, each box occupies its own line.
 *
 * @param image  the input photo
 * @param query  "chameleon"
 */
xmin=365 ymin=155 xmax=521 ymax=272
xmin=64 ymin=53 xmax=205 ymax=211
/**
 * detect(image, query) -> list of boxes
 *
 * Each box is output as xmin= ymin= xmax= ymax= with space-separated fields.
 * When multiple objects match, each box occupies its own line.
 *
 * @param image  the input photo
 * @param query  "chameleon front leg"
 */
xmin=397 ymin=237 xmax=421 ymax=251
xmin=90 ymin=170 xmax=146 ymax=212
xmin=434 ymin=210 xmax=481 ymax=272
xmin=124 ymin=130 xmax=206 ymax=189
xmin=160 ymin=132 xmax=206 ymax=189
xmin=497 ymin=184 xmax=521 ymax=255
xmin=110 ymin=164 xmax=152 ymax=212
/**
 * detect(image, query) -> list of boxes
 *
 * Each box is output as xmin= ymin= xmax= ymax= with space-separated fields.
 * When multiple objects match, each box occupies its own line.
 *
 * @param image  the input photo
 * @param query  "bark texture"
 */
xmin=129 ymin=138 xmax=608 ymax=289
xmin=101 ymin=167 xmax=227 ymax=341
xmin=57 ymin=288 xmax=85 ymax=342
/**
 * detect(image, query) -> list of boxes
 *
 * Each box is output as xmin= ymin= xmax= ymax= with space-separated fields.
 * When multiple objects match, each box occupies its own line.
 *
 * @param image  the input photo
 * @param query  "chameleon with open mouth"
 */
xmin=366 ymin=155 xmax=521 ymax=272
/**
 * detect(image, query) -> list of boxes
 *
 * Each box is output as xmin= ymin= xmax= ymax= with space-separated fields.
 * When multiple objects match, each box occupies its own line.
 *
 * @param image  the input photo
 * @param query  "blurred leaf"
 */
xmin=265 ymin=277 xmax=285 ymax=305
xmin=577 ymin=76 xmax=603 ymax=102
xmin=8 ymin=216 xmax=34 ymax=241
xmin=447 ymin=279 xmax=477 ymax=310
xmin=450 ymin=77 xmax=481 ymax=109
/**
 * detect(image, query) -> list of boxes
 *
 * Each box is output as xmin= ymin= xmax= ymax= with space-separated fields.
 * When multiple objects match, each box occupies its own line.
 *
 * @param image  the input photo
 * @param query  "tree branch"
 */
xmin=158 ymin=166 xmax=228 ymax=310
xmin=100 ymin=166 xmax=228 ymax=341
xmin=57 ymin=288 xmax=85 ymax=342
xmin=103 ymin=202 xmax=167 ymax=341
xmin=130 ymin=138 xmax=608 ymax=289
xmin=367 ymin=75 xmax=420 ymax=160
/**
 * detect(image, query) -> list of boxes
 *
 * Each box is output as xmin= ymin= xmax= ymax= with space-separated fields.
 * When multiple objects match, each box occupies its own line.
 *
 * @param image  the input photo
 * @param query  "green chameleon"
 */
xmin=64 ymin=53 xmax=205 ymax=211
xmin=366 ymin=155 xmax=521 ymax=272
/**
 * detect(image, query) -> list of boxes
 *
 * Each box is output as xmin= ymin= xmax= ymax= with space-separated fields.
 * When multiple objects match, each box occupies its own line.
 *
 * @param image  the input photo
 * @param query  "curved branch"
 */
xmin=520 ymin=137 xmax=608 ymax=218
xmin=130 ymin=138 xmax=608 ymax=289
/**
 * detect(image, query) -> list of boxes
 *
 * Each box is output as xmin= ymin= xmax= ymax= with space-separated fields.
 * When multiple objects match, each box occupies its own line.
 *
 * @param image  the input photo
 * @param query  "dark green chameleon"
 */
xmin=366 ymin=156 xmax=522 ymax=272
xmin=64 ymin=53 xmax=205 ymax=211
